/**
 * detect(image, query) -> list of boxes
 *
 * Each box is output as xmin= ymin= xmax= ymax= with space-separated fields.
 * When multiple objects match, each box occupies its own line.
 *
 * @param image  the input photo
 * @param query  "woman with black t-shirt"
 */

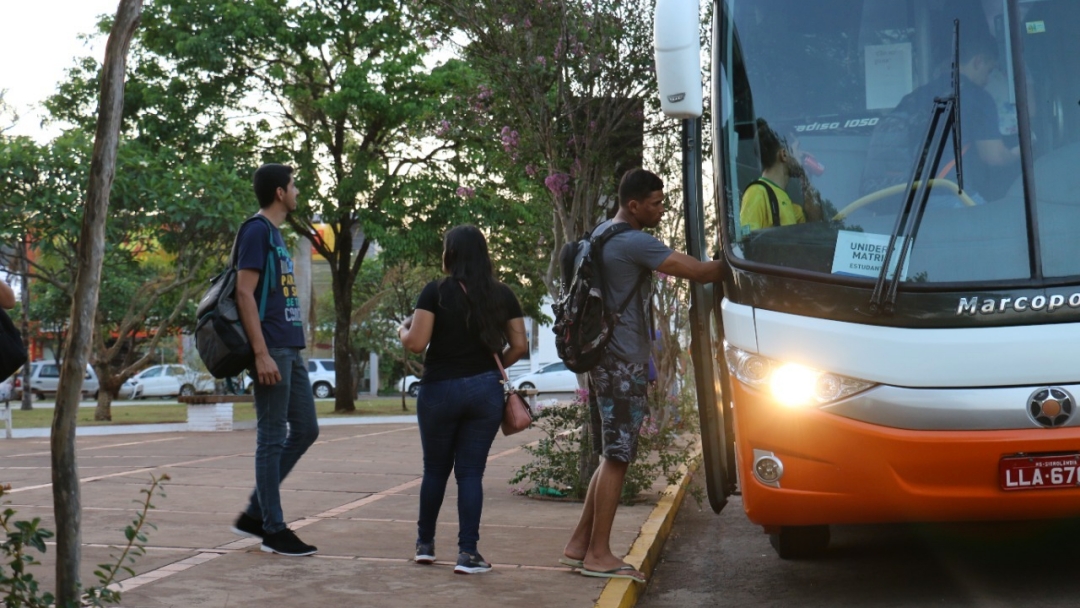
xmin=397 ymin=224 xmax=528 ymax=574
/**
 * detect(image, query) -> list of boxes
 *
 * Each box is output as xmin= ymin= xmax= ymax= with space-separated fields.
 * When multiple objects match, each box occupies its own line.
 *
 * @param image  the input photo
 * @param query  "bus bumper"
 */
xmin=733 ymin=382 xmax=1080 ymax=526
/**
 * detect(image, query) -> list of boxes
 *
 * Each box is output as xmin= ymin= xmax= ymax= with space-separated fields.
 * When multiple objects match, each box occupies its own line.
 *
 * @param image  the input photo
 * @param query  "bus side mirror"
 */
xmin=654 ymin=0 xmax=703 ymax=119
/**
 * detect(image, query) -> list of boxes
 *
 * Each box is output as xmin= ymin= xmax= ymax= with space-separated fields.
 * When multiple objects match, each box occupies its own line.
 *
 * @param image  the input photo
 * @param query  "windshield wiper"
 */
xmin=870 ymin=20 xmax=965 ymax=315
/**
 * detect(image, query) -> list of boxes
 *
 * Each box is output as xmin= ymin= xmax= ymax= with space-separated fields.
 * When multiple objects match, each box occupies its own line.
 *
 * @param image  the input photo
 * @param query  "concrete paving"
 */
xmin=0 ymin=419 xmax=673 ymax=607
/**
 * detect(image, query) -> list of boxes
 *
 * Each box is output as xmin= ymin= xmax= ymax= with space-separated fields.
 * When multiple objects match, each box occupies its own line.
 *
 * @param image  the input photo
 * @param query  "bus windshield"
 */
xmin=721 ymin=0 xmax=1080 ymax=285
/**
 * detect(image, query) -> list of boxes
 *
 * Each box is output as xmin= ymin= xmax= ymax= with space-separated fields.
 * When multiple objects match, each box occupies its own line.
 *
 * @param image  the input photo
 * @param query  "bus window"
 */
xmin=722 ymin=0 xmax=1055 ymax=284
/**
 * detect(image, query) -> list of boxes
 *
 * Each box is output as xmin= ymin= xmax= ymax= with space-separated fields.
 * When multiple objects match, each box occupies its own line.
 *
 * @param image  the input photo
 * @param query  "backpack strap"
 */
xmin=747 ymin=179 xmax=782 ymax=227
xmin=589 ymin=221 xmax=648 ymax=317
xmin=231 ymin=215 xmax=278 ymax=321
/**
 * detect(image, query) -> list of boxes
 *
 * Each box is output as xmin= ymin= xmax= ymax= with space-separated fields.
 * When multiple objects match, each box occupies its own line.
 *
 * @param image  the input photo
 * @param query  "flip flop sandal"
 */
xmin=558 ymin=557 xmax=585 ymax=569
xmin=578 ymin=564 xmax=646 ymax=584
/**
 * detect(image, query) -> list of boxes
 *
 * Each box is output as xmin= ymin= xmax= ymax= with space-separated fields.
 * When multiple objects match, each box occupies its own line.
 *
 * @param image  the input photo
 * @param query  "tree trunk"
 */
xmin=576 ymin=373 xmax=597 ymax=496
xmin=331 ymin=237 xmax=355 ymax=412
xmin=332 ymin=291 xmax=355 ymax=412
xmin=93 ymin=368 xmax=119 ymax=421
xmin=51 ymin=1 xmax=142 ymax=604
xmin=19 ymin=239 xmax=32 ymax=411
xmin=329 ymin=223 xmax=364 ymax=413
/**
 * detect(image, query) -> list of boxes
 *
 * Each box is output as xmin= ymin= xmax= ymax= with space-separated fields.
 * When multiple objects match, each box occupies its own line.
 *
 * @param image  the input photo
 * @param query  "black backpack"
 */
xmin=0 ymin=307 xmax=27 ymax=383
xmin=195 ymin=216 xmax=277 ymax=379
xmin=552 ymin=222 xmax=647 ymax=374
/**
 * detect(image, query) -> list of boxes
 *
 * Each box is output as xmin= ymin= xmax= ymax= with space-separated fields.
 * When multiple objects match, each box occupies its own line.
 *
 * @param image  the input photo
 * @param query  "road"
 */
xmin=640 ymin=476 xmax=1080 ymax=607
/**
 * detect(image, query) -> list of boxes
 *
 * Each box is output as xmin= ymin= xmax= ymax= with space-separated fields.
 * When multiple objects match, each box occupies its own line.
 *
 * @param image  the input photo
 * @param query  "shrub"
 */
xmin=0 ymin=474 xmax=168 ymax=607
xmin=510 ymin=386 xmax=700 ymax=504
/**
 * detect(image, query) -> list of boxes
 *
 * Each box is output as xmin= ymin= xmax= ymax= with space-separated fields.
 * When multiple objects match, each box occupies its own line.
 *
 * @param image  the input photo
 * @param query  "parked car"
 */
xmin=308 ymin=358 xmax=336 ymax=399
xmin=0 ymin=376 xmax=12 ymax=402
xmin=131 ymin=364 xmax=214 ymax=398
xmin=399 ymin=375 xmax=421 ymax=397
xmin=117 ymin=378 xmax=137 ymax=400
xmin=512 ymin=361 xmax=578 ymax=394
xmin=12 ymin=361 xmax=99 ymax=400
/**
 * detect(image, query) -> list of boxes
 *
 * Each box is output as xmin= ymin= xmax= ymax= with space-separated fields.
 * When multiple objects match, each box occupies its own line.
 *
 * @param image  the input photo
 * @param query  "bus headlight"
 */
xmin=725 ymin=342 xmax=877 ymax=407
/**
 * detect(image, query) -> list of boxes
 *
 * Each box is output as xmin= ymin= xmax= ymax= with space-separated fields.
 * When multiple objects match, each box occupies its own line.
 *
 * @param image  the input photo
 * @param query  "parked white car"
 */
xmin=512 ymin=361 xmax=578 ymax=394
xmin=399 ymin=375 xmax=421 ymax=397
xmin=131 ymin=364 xmax=214 ymax=398
xmin=308 ymin=358 xmax=336 ymax=399
xmin=13 ymin=361 xmax=100 ymax=400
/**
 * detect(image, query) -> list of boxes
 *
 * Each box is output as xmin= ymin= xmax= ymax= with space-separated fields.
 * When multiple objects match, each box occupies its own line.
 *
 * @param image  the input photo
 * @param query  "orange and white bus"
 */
xmin=656 ymin=0 xmax=1080 ymax=557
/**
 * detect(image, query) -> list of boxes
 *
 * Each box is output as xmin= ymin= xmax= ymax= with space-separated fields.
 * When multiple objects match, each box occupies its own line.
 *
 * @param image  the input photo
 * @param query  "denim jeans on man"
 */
xmin=416 ymin=370 xmax=503 ymax=553
xmin=244 ymin=347 xmax=320 ymax=534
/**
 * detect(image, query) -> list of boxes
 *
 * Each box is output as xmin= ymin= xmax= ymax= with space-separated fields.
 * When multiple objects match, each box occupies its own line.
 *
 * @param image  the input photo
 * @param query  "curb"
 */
xmin=594 ymin=441 xmax=702 ymax=608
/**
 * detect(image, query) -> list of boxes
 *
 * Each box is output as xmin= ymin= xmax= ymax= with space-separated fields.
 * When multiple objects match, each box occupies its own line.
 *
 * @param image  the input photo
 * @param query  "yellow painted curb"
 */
xmin=594 ymin=441 xmax=702 ymax=608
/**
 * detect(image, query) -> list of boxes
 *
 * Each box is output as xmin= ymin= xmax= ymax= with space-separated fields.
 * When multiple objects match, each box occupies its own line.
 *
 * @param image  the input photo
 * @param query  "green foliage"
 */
xmin=0 ymin=128 xmax=251 ymax=416
xmin=0 ymin=474 xmax=169 ymax=608
xmin=510 ymin=387 xmax=701 ymax=505
xmin=509 ymin=397 xmax=593 ymax=499
xmin=128 ymin=0 xmax=547 ymax=405
xmin=345 ymin=259 xmax=440 ymax=386
xmin=424 ymin=0 xmax=665 ymax=297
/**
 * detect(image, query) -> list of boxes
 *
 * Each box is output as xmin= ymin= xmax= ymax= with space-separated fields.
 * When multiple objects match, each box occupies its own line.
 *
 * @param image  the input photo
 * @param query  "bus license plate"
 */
xmin=999 ymin=454 xmax=1080 ymax=491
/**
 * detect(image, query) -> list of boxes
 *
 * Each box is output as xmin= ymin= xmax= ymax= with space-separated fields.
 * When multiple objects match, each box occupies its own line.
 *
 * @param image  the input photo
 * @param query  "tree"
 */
xmin=0 ymin=0 xmax=265 ymax=420
xmin=51 ymin=1 xmax=142 ymax=603
xmin=425 ymin=0 xmax=661 ymax=296
xmin=0 ymin=89 xmax=17 ymax=134
xmin=135 ymin=0 xmax=547 ymax=411
xmin=0 ymin=133 xmax=250 ymax=420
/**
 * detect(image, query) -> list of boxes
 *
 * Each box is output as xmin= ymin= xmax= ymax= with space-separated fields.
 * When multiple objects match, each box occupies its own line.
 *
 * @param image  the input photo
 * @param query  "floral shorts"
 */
xmin=588 ymin=352 xmax=648 ymax=463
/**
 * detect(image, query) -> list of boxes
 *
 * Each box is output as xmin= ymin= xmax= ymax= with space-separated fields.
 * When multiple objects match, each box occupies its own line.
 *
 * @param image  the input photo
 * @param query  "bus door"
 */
xmin=685 ymin=119 xmax=738 ymax=513
xmin=657 ymin=0 xmax=738 ymax=512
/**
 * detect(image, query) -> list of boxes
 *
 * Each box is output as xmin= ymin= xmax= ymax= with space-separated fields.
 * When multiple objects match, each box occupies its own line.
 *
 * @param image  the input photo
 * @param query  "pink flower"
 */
xmin=436 ymin=120 xmax=451 ymax=137
xmin=525 ymin=164 xmax=538 ymax=177
xmin=545 ymin=172 xmax=571 ymax=196
xmin=536 ymin=55 xmax=547 ymax=68
xmin=456 ymin=186 xmax=476 ymax=198
xmin=500 ymin=126 xmax=520 ymax=155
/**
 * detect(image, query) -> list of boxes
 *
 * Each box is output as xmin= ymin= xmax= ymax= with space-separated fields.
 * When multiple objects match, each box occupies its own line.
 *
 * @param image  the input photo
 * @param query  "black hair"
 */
xmin=756 ymin=118 xmax=784 ymax=169
xmin=618 ymin=168 xmax=664 ymax=207
xmin=441 ymin=225 xmax=509 ymax=354
xmin=961 ymin=29 xmax=998 ymax=63
xmin=253 ymin=163 xmax=294 ymax=208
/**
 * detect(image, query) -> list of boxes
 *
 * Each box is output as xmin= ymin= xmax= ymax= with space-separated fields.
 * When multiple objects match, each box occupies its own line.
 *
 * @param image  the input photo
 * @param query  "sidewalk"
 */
xmin=0 ymin=419 xmax=690 ymax=607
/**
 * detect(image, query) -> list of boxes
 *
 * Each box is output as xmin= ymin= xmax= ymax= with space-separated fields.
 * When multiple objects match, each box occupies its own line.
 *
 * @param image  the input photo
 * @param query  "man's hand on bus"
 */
xmin=657 ymin=251 xmax=729 ymax=283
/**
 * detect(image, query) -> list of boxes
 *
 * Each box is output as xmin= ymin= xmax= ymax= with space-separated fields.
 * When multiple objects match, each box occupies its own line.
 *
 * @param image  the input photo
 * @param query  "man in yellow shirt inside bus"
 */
xmin=740 ymin=118 xmax=819 ymax=231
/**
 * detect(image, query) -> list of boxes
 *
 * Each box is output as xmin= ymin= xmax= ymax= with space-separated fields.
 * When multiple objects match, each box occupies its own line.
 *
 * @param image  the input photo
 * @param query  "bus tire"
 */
xmin=769 ymin=525 xmax=830 ymax=559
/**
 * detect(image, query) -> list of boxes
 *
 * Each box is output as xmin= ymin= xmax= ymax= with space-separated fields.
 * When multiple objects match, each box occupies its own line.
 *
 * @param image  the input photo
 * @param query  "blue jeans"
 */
xmin=244 ymin=348 xmax=319 ymax=534
xmin=416 ymin=370 xmax=503 ymax=553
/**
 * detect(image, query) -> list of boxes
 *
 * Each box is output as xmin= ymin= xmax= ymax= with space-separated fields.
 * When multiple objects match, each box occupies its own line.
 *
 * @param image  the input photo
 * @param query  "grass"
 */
xmin=2 ymin=397 xmax=416 ymax=429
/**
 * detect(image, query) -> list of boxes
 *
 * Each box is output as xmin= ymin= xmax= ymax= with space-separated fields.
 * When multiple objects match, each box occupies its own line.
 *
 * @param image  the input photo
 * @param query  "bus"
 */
xmin=655 ymin=0 xmax=1080 ymax=558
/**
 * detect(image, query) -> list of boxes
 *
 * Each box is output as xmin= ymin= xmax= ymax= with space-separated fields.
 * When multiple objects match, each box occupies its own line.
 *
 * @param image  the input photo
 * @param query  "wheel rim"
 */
xmin=314 ymin=384 xmax=330 ymax=398
xmin=180 ymin=385 xmax=195 ymax=396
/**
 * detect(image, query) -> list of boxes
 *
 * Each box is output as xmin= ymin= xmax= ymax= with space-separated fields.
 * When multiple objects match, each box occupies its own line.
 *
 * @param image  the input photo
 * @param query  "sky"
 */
xmin=0 ymin=0 xmax=121 ymax=140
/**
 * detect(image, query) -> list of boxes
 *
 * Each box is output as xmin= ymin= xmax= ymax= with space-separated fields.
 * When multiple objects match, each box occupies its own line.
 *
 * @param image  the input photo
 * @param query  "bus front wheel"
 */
xmin=769 ymin=525 xmax=830 ymax=559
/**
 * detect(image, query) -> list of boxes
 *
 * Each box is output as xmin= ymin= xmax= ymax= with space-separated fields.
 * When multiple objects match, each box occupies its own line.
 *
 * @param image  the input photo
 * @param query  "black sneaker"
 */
xmin=230 ymin=513 xmax=265 ymax=539
xmin=415 ymin=541 xmax=435 ymax=564
xmin=454 ymin=551 xmax=492 ymax=574
xmin=260 ymin=528 xmax=317 ymax=557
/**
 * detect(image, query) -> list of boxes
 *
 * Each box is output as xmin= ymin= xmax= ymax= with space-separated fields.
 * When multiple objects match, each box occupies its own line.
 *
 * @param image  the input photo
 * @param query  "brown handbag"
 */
xmin=495 ymin=353 xmax=533 ymax=436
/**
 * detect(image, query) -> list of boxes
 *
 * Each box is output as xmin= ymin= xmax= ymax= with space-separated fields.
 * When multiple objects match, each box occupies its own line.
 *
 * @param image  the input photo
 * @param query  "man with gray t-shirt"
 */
xmin=564 ymin=168 xmax=728 ymax=583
